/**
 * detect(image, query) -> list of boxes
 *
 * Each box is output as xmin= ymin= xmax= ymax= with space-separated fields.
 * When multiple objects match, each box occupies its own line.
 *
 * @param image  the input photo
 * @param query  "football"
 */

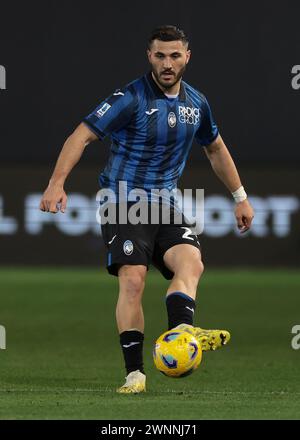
xmin=153 ymin=329 xmax=202 ymax=378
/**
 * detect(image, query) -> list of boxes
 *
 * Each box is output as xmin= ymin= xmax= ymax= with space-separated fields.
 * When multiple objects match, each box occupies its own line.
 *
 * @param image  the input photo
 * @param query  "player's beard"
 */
xmin=152 ymin=64 xmax=186 ymax=91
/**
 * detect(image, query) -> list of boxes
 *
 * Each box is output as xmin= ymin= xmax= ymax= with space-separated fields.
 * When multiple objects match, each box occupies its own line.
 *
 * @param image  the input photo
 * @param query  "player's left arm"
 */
xmin=204 ymin=134 xmax=254 ymax=233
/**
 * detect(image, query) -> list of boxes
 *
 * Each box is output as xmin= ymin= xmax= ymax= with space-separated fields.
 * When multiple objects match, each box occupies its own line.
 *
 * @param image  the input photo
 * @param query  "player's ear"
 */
xmin=146 ymin=49 xmax=152 ymax=63
xmin=186 ymin=50 xmax=191 ymax=64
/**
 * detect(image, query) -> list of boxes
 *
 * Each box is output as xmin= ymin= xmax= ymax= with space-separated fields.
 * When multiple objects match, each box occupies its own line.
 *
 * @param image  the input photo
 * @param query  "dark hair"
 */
xmin=148 ymin=25 xmax=189 ymax=49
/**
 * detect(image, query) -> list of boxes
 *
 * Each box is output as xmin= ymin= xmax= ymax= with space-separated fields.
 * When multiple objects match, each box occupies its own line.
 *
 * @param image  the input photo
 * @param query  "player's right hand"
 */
xmin=39 ymin=185 xmax=67 ymax=213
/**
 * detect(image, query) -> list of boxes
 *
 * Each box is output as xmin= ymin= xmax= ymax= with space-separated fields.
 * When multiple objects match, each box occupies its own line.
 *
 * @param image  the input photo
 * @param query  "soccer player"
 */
xmin=40 ymin=25 xmax=254 ymax=394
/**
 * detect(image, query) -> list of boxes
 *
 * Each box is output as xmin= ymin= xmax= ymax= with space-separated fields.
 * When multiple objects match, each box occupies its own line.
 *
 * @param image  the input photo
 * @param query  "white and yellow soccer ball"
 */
xmin=153 ymin=329 xmax=202 ymax=378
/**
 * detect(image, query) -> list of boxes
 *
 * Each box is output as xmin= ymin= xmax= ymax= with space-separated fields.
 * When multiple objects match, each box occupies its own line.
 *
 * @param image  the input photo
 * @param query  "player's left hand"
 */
xmin=234 ymin=199 xmax=254 ymax=234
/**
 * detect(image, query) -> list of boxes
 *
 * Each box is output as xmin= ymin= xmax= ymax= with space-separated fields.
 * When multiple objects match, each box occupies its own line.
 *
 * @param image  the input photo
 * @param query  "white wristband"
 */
xmin=232 ymin=186 xmax=247 ymax=203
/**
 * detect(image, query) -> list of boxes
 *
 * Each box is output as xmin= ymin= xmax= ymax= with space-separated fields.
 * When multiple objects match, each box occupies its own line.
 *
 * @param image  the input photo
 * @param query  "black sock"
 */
xmin=119 ymin=330 xmax=144 ymax=375
xmin=166 ymin=292 xmax=196 ymax=330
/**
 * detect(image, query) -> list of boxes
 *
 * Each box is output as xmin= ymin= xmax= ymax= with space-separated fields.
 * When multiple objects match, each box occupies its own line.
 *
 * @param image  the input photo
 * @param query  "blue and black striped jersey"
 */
xmin=83 ymin=72 xmax=218 ymax=196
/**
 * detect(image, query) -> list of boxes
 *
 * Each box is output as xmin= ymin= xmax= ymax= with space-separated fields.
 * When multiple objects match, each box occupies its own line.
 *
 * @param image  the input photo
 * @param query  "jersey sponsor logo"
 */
xmin=168 ymin=111 xmax=177 ymax=128
xmin=178 ymin=106 xmax=200 ymax=125
xmin=145 ymin=108 xmax=159 ymax=115
xmin=123 ymin=240 xmax=134 ymax=255
xmin=96 ymin=102 xmax=111 ymax=118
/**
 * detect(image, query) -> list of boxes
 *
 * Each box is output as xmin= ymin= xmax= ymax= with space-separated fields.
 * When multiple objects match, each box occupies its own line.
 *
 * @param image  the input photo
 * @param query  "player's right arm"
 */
xmin=39 ymin=123 xmax=97 ymax=213
xmin=40 ymin=85 xmax=137 ymax=213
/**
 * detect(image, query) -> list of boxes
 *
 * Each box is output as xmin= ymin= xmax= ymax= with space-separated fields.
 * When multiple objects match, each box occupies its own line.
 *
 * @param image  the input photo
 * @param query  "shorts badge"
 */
xmin=123 ymin=240 xmax=134 ymax=255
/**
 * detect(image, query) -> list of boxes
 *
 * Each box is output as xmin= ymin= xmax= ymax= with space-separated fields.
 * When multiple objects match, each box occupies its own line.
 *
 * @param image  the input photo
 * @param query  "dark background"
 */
xmin=0 ymin=0 xmax=299 ymax=266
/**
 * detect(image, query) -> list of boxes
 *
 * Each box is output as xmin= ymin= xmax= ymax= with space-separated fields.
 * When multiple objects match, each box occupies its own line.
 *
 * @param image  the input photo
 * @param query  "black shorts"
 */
xmin=100 ymin=203 xmax=201 ymax=280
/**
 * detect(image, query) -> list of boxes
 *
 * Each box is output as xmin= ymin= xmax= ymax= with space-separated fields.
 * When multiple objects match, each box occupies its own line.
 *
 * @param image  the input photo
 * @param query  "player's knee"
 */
xmin=196 ymin=258 xmax=204 ymax=278
xmin=124 ymin=276 xmax=144 ymax=300
xmin=118 ymin=265 xmax=146 ymax=301
xmin=187 ymin=257 xmax=204 ymax=281
xmin=178 ymin=256 xmax=204 ymax=281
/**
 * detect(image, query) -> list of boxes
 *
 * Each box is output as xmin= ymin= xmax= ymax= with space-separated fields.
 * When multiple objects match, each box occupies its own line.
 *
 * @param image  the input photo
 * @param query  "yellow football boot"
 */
xmin=116 ymin=370 xmax=146 ymax=394
xmin=175 ymin=324 xmax=230 ymax=352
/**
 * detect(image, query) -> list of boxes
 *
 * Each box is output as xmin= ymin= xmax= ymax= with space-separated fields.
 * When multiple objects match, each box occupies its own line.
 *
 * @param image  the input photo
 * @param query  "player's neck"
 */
xmin=151 ymin=72 xmax=181 ymax=96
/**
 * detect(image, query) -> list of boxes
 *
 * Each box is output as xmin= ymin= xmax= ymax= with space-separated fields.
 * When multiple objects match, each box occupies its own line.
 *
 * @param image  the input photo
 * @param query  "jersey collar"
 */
xmin=145 ymin=71 xmax=186 ymax=101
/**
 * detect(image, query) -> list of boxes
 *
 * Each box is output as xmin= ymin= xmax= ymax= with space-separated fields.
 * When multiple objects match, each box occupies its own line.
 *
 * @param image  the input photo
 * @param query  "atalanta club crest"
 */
xmin=168 ymin=112 xmax=177 ymax=128
xmin=123 ymin=240 xmax=134 ymax=255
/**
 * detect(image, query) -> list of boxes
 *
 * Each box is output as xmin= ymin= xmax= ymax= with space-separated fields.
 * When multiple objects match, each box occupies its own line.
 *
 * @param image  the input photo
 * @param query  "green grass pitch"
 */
xmin=0 ymin=268 xmax=300 ymax=420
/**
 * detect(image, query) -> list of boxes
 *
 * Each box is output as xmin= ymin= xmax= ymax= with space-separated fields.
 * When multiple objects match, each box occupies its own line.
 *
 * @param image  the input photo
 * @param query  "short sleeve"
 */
xmin=194 ymin=95 xmax=219 ymax=147
xmin=82 ymin=87 xmax=137 ymax=140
